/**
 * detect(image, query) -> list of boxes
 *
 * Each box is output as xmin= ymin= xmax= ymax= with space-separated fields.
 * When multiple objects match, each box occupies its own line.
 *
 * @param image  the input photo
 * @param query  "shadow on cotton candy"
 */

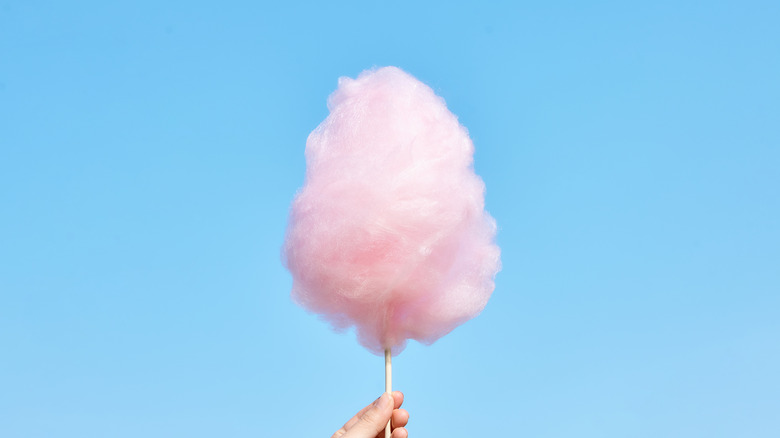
xmin=282 ymin=66 xmax=501 ymax=356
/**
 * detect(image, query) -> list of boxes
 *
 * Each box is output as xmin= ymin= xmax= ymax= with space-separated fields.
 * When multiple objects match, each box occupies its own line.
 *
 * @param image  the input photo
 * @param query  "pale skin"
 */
xmin=331 ymin=391 xmax=410 ymax=438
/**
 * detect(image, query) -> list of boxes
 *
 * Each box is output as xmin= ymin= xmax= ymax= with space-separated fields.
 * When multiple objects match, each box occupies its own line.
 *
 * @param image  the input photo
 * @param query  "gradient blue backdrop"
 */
xmin=1 ymin=1 xmax=778 ymax=437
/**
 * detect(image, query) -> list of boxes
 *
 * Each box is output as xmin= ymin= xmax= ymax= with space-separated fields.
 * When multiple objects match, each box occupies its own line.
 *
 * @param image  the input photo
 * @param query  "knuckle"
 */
xmin=359 ymin=407 xmax=383 ymax=426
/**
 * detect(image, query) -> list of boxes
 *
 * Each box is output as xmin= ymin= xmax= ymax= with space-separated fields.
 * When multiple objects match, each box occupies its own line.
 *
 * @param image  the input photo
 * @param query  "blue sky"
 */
xmin=1 ymin=1 xmax=778 ymax=437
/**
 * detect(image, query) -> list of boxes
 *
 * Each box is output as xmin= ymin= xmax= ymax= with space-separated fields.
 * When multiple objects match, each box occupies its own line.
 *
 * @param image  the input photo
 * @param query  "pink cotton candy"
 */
xmin=282 ymin=66 xmax=501 ymax=355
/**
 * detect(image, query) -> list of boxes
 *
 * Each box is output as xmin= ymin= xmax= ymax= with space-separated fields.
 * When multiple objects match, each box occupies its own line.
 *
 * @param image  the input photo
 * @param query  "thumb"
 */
xmin=344 ymin=393 xmax=393 ymax=438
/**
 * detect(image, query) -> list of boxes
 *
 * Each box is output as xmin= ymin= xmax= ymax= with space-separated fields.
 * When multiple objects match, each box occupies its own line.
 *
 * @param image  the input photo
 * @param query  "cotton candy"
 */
xmin=282 ymin=66 xmax=500 ymax=355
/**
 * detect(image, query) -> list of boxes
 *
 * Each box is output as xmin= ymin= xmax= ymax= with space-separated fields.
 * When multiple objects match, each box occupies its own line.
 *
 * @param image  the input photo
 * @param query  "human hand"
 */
xmin=331 ymin=391 xmax=409 ymax=438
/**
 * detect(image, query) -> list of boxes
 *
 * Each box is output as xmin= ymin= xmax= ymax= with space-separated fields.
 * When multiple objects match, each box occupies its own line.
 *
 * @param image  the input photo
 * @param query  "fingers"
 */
xmin=339 ymin=391 xmax=402 ymax=434
xmin=392 ymin=408 xmax=409 ymax=429
xmin=391 ymin=427 xmax=408 ymax=438
xmin=334 ymin=392 xmax=409 ymax=438
xmin=331 ymin=397 xmax=377 ymax=438
xmin=342 ymin=393 xmax=394 ymax=438
xmin=386 ymin=407 xmax=409 ymax=438
xmin=391 ymin=391 xmax=404 ymax=410
xmin=339 ymin=402 xmax=375 ymax=433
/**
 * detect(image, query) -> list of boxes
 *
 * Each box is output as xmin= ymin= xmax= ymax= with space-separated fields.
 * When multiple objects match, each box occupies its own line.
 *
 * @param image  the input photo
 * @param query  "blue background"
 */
xmin=1 ymin=1 xmax=778 ymax=437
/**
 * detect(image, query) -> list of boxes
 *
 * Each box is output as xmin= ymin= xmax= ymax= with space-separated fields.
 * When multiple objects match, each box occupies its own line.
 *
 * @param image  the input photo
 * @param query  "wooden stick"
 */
xmin=385 ymin=348 xmax=392 ymax=438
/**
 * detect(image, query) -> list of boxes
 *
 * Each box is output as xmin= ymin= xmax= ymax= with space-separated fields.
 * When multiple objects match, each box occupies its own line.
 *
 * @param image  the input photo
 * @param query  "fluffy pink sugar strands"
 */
xmin=283 ymin=66 xmax=501 ymax=355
